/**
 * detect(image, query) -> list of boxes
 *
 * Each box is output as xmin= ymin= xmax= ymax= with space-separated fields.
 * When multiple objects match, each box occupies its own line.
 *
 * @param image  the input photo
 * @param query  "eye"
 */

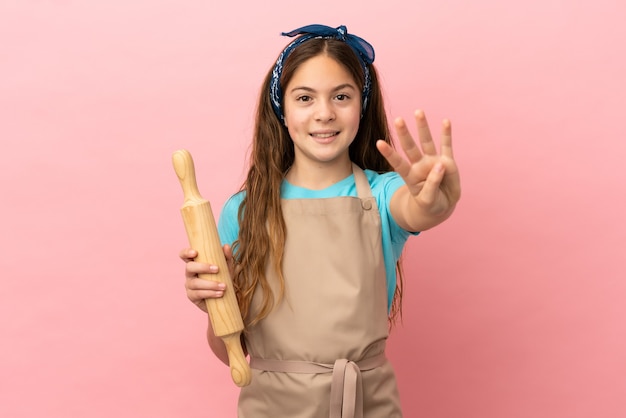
xmin=335 ymin=94 xmax=350 ymax=101
xmin=296 ymin=95 xmax=312 ymax=102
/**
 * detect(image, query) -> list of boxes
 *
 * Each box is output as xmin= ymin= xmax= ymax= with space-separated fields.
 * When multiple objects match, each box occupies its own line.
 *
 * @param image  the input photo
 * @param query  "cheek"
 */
xmin=287 ymin=125 xmax=297 ymax=141
xmin=284 ymin=114 xmax=300 ymax=139
xmin=347 ymin=111 xmax=361 ymax=133
xmin=284 ymin=108 xmax=305 ymax=131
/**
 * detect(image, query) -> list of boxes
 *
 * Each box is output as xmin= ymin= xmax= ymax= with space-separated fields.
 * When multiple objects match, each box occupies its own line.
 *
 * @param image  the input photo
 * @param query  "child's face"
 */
xmin=283 ymin=54 xmax=361 ymax=169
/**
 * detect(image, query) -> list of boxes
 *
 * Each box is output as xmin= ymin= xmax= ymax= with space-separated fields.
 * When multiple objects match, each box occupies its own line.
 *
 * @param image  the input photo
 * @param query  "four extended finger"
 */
xmin=415 ymin=110 xmax=437 ymax=156
xmin=394 ymin=117 xmax=423 ymax=163
xmin=376 ymin=140 xmax=412 ymax=178
xmin=440 ymin=118 xmax=454 ymax=159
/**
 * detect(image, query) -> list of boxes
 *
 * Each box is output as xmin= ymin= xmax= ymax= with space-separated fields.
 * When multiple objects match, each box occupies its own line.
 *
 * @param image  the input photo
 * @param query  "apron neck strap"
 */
xmin=352 ymin=163 xmax=373 ymax=200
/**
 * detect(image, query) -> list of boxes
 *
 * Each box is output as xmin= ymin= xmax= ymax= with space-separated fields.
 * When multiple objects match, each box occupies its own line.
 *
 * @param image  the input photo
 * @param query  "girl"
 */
xmin=180 ymin=24 xmax=460 ymax=418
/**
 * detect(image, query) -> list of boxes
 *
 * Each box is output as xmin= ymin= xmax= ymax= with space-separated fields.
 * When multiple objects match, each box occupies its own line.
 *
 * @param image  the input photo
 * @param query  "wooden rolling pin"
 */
xmin=172 ymin=149 xmax=251 ymax=387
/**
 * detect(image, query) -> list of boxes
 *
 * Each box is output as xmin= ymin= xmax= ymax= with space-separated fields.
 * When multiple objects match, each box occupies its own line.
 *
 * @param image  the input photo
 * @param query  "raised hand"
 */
xmin=376 ymin=109 xmax=461 ymax=231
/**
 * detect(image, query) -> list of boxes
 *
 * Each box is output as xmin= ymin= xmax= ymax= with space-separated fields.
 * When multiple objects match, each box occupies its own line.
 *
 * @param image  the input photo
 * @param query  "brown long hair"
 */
xmin=231 ymin=37 xmax=404 ymax=326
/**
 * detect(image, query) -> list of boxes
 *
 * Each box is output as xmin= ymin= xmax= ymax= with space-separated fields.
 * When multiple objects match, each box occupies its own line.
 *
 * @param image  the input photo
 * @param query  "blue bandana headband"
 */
xmin=269 ymin=24 xmax=376 ymax=123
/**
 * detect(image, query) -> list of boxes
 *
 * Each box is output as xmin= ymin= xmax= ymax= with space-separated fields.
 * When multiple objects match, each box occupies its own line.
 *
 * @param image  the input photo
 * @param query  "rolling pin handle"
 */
xmin=222 ymin=334 xmax=252 ymax=387
xmin=172 ymin=149 xmax=203 ymax=203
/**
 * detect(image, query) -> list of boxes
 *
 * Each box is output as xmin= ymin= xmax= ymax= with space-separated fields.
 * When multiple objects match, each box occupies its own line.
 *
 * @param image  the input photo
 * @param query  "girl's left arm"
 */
xmin=376 ymin=109 xmax=461 ymax=232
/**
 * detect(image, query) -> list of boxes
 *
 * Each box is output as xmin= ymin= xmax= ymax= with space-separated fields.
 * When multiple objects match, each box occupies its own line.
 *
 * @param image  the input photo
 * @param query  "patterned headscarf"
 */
xmin=269 ymin=24 xmax=376 ymax=123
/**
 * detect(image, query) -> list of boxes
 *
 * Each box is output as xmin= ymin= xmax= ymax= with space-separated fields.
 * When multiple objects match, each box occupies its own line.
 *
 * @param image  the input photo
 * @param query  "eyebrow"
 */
xmin=289 ymin=83 xmax=357 ymax=94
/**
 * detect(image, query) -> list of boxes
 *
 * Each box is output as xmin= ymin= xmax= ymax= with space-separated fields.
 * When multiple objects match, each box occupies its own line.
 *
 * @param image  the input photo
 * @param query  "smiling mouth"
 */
xmin=310 ymin=132 xmax=339 ymax=139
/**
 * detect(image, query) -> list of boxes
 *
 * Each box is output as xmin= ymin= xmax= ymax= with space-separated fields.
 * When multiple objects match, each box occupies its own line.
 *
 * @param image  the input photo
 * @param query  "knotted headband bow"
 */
xmin=269 ymin=24 xmax=376 ymax=123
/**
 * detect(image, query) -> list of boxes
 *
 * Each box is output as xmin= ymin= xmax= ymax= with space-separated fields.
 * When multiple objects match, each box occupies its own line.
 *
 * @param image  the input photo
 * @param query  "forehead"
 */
xmin=287 ymin=54 xmax=357 ymax=88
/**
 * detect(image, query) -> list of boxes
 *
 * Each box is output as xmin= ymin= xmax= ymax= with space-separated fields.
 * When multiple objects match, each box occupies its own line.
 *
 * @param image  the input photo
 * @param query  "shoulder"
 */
xmin=217 ymin=191 xmax=245 ymax=246
xmin=221 ymin=191 xmax=245 ymax=215
xmin=363 ymin=169 xmax=405 ymax=198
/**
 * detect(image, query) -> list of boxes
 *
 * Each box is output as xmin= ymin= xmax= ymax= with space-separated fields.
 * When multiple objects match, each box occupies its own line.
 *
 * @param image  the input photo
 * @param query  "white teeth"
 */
xmin=312 ymin=132 xmax=337 ymax=138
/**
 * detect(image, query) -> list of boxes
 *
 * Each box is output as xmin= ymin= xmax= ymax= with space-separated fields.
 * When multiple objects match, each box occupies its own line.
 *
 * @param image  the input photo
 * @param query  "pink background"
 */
xmin=1 ymin=1 xmax=625 ymax=417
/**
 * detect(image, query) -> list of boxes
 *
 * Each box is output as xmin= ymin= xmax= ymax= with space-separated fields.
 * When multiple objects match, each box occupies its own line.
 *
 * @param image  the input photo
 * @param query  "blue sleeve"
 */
xmin=385 ymin=172 xmax=419 ymax=245
xmin=217 ymin=192 xmax=244 ymax=247
xmin=369 ymin=170 xmax=420 ymax=310
xmin=376 ymin=172 xmax=420 ymax=249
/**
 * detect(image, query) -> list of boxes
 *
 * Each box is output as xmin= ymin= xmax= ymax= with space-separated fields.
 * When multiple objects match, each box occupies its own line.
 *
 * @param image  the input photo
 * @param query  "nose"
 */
xmin=314 ymin=100 xmax=336 ymax=122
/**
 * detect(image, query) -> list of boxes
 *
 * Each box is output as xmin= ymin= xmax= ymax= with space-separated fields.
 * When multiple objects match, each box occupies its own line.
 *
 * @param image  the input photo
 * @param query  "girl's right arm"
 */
xmin=179 ymin=247 xmax=237 ymax=366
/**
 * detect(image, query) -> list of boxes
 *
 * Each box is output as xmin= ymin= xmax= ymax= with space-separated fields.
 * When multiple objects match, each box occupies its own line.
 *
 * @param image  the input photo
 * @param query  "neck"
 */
xmin=285 ymin=158 xmax=353 ymax=190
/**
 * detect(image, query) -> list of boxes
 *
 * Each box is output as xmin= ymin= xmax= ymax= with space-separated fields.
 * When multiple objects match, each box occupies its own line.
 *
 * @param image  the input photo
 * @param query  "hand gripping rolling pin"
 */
xmin=172 ymin=149 xmax=251 ymax=387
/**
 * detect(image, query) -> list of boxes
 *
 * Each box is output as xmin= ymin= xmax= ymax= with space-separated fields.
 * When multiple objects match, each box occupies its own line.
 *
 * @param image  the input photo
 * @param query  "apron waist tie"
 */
xmin=249 ymin=352 xmax=387 ymax=418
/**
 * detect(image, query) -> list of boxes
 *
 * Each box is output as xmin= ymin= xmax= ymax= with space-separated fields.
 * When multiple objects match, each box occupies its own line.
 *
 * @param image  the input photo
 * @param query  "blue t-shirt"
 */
xmin=217 ymin=169 xmax=419 ymax=310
